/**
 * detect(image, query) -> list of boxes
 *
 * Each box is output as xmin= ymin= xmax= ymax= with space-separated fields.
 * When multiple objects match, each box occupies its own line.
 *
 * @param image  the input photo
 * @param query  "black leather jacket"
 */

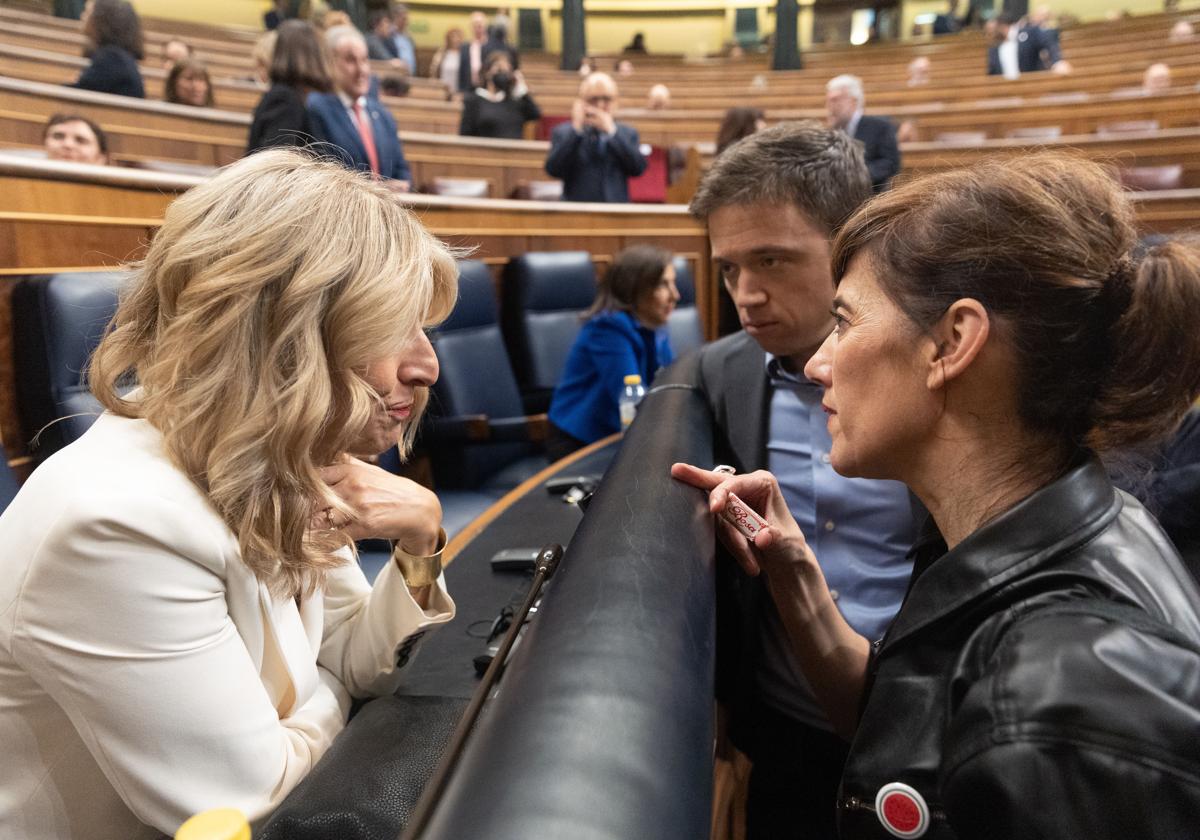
xmin=838 ymin=457 xmax=1200 ymax=839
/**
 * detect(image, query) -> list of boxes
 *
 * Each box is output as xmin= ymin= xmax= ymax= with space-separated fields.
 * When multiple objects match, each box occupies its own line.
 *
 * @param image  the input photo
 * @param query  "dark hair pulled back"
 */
xmin=585 ymin=244 xmax=674 ymax=319
xmin=830 ymin=152 xmax=1200 ymax=457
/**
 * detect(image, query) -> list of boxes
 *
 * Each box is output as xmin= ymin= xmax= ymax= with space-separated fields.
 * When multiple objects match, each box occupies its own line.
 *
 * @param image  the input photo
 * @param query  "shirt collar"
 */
xmin=765 ymin=352 xmax=819 ymax=388
xmin=882 ymin=455 xmax=1118 ymax=651
xmin=845 ymin=107 xmax=864 ymax=138
xmin=336 ymin=90 xmax=366 ymax=111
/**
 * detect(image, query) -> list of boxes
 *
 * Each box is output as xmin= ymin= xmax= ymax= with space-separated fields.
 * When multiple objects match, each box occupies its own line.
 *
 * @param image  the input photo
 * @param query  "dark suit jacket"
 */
xmin=247 ymin=84 xmax=313 ymax=154
xmin=306 ymin=92 xmax=411 ymax=182
xmin=71 ymin=44 xmax=144 ymax=99
xmin=932 ymin=12 xmax=960 ymax=34
xmin=986 ymin=23 xmax=1062 ymax=75
xmin=544 ymin=122 xmax=648 ymax=202
xmin=366 ymin=32 xmax=399 ymax=61
xmin=853 ymin=114 xmax=901 ymax=193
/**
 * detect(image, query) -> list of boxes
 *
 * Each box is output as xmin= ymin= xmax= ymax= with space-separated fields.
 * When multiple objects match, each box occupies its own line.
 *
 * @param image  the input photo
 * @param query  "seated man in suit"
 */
xmin=686 ymin=122 xmax=921 ymax=840
xmin=986 ymin=13 xmax=1065 ymax=78
xmin=825 ymin=74 xmax=900 ymax=193
xmin=544 ymin=72 xmax=648 ymax=203
xmin=308 ymin=25 xmax=411 ymax=191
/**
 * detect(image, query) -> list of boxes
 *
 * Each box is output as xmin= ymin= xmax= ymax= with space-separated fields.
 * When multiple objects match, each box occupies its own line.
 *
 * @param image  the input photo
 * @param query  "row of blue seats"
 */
xmin=7 ymin=252 xmax=705 ymax=542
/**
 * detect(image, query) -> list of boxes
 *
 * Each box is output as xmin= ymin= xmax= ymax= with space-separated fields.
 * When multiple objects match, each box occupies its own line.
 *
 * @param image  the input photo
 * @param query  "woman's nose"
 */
xmin=404 ymin=331 xmax=439 ymax=387
xmin=804 ymin=330 xmax=836 ymax=386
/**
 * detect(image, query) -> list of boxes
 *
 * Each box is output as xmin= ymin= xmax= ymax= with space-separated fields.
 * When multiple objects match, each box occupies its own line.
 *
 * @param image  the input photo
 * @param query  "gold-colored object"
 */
xmin=392 ymin=528 xmax=448 ymax=587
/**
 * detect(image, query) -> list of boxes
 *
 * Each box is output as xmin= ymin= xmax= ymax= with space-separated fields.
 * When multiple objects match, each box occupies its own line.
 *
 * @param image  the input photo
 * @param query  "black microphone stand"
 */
xmin=399 ymin=543 xmax=565 ymax=840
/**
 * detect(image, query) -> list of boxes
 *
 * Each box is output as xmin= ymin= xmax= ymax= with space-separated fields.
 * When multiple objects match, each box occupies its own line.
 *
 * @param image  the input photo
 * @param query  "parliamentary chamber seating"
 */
xmin=11 ymin=271 xmax=128 ymax=465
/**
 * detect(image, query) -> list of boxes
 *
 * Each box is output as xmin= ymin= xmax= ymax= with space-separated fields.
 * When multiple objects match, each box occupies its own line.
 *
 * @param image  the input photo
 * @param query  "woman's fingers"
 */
xmin=670 ymin=461 xmax=726 ymax=490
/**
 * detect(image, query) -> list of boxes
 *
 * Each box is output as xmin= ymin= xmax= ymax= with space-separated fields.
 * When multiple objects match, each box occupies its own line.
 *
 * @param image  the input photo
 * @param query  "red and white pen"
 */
xmin=712 ymin=465 xmax=769 ymax=540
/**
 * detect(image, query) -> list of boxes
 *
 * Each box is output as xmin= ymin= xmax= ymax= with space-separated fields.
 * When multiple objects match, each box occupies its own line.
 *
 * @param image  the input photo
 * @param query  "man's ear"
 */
xmin=925 ymin=298 xmax=990 ymax=391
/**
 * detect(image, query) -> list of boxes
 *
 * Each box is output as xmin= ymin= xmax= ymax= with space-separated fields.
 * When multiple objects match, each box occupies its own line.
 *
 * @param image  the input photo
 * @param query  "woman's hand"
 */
xmin=669 ymin=463 xmax=816 ymax=577
xmin=319 ymin=456 xmax=443 ymax=556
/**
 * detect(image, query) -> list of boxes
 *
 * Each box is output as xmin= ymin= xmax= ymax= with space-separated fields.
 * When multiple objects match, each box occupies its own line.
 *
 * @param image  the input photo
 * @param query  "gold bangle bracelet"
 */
xmin=392 ymin=528 xmax=447 ymax=588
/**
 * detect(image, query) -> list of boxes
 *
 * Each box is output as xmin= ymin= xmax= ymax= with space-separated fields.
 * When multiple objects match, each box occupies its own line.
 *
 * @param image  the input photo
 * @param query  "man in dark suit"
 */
xmin=308 ymin=25 xmax=411 ymax=190
xmin=684 ymin=122 xmax=921 ymax=840
xmin=544 ymin=72 xmax=647 ymax=202
xmin=932 ymin=0 xmax=961 ymax=34
xmin=457 ymin=10 xmax=489 ymax=93
xmin=986 ymin=13 xmax=1064 ymax=77
xmin=825 ymin=74 xmax=900 ymax=192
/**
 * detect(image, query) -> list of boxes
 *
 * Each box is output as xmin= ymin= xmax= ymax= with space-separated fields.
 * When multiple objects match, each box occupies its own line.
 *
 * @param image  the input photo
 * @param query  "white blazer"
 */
xmin=0 ymin=413 xmax=454 ymax=839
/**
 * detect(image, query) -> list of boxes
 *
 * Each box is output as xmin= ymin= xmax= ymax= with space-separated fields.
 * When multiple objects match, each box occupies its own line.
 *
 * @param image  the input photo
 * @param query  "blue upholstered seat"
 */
xmin=500 ymin=252 xmax=597 ymax=414
xmin=419 ymin=259 xmax=549 ymax=541
xmin=12 ymin=271 xmax=127 ymax=463
xmin=667 ymin=256 xmax=705 ymax=357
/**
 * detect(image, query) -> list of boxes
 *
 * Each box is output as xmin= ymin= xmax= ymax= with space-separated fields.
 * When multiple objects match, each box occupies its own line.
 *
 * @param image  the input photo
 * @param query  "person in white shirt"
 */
xmin=0 ymin=148 xmax=460 ymax=839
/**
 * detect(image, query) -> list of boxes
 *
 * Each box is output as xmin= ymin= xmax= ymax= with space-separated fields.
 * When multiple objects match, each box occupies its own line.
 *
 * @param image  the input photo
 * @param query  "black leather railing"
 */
xmin=419 ymin=353 xmax=717 ymax=840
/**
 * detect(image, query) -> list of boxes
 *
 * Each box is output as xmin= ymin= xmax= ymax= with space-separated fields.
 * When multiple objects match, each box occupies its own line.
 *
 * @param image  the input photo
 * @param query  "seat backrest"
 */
xmin=627 ymin=145 xmax=668 ymax=203
xmin=1097 ymin=119 xmax=1160 ymax=136
xmin=500 ymin=252 xmax=597 ymax=414
xmin=1005 ymin=125 xmax=1062 ymax=140
xmin=12 ymin=271 xmax=127 ymax=462
xmin=0 ymin=455 xmax=19 ymax=513
xmin=1118 ymin=164 xmax=1183 ymax=191
xmin=427 ymin=259 xmax=534 ymax=488
xmin=667 ymin=256 xmax=704 ymax=357
xmin=430 ymin=176 xmax=492 ymax=198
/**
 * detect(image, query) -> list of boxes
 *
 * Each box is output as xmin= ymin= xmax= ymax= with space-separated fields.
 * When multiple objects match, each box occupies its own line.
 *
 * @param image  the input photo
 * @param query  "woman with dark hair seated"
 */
xmin=71 ymin=0 xmax=144 ymax=98
xmin=458 ymin=51 xmax=540 ymax=139
xmin=164 ymin=59 xmax=215 ymax=108
xmin=247 ymin=19 xmax=332 ymax=154
xmin=676 ymin=153 xmax=1200 ymax=839
xmin=547 ymin=245 xmax=680 ymax=460
xmin=0 ymin=149 xmax=460 ymax=839
xmin=715 ymin=106 xmax=765 ymax=154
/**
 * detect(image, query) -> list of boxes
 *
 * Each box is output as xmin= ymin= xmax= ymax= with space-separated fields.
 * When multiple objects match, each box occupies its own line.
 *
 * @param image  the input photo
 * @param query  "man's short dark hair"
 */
xmin=369 ymin=10 xmax=391 ymax=30
xmin=689 ymin=121 xmax=872 ymax=237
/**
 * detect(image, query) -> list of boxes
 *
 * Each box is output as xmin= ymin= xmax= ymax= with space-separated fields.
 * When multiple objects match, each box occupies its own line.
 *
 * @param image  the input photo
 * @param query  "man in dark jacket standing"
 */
xmin=825 ymin=74 xmax=900 ymax=193
xmin=544 ymin=72 xmax=647 ymax=202
xmin=986 ymin=13 xmax=1064 ymax=77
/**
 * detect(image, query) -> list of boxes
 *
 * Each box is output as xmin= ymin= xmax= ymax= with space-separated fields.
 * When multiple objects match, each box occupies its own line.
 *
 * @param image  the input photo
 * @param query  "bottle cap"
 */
xmin=175 ymin=809 xmax=251 ymax=840
xmin=623 ymin=374 xmax=642 ymax=385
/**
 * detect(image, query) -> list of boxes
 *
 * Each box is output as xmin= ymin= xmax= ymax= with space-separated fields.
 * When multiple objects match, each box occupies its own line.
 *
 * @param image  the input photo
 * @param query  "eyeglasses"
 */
xmin=584 ymin=95 xmax=614 ymax=105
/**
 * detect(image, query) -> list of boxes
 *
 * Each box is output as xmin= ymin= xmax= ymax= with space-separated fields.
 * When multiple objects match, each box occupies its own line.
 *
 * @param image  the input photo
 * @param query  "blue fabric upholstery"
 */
xmin=0 ymin=457 xmax=19 ymax=513
xmin=668 ymin=256 xmax=704 ymax=358
xmin=423 ymin=261 xmax=546 ymax=528
xmin=500 ymin=252 xmax=597 ymax=414
xmin=12 ymin=272 xmax=127 ymax=463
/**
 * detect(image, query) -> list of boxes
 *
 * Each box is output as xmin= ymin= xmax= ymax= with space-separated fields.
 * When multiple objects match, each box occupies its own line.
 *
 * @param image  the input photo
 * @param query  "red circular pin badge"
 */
xmin=874 ymin=782 xmax=929 ymax=838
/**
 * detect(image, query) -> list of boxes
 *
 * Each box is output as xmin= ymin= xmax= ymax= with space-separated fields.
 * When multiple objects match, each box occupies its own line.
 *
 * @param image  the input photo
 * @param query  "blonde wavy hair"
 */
xmin=90 ymin=149 xmax=459 ymax=597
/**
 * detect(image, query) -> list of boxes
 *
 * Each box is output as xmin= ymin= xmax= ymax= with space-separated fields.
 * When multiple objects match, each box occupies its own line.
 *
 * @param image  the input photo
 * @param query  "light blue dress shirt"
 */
xmin=755 ymin=354 xmax=917 ymax=729
xmin=391 ymin=32 xmax=417 ymax=73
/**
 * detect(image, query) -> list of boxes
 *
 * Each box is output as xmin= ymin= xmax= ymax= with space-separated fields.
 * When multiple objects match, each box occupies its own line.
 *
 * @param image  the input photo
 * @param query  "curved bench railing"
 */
xmin=420 ymin=353 xmax=717 ymax=840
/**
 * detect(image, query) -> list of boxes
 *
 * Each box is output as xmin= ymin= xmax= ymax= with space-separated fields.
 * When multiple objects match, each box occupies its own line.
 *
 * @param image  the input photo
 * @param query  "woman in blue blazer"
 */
xmin=72 ymin=0 xmax=145 ymax=99
xmin=547 ymin=245 xmax=681 ymax=460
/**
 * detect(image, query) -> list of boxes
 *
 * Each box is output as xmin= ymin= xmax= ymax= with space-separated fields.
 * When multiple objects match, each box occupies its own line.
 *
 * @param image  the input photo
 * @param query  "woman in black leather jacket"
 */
xmin=675 ymin=153 xmax=1200 ymax=839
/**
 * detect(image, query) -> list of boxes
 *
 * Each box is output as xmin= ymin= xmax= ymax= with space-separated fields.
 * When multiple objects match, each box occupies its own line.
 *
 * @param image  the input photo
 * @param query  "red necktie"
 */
xmin=352 ymin=101 xmax=380 ymax=177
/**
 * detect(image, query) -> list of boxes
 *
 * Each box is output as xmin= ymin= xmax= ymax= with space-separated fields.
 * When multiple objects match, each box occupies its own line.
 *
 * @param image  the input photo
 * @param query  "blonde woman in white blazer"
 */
xmin=0 ymin=150 xmax=461 ymax=839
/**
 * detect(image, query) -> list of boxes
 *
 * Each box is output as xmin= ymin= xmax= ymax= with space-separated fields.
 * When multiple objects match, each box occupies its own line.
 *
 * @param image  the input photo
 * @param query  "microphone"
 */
xmin=401 ymin=543 xmax=567 ymax=839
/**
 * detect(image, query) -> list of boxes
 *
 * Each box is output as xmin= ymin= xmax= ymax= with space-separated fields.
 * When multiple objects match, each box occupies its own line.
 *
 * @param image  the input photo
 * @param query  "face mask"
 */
xmin=491 ymin=72 xmax=514 ymax=92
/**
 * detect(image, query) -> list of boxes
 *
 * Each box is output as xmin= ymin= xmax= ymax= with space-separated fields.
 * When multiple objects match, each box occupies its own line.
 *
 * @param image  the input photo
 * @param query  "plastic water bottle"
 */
xmin=619 ymin=374 xmax=646 ymax=429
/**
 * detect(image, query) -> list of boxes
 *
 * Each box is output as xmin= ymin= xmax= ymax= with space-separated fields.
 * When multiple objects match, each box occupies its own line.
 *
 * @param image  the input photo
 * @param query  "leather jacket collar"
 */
xmin=885 ymin=456 xmax=1120 ymax=650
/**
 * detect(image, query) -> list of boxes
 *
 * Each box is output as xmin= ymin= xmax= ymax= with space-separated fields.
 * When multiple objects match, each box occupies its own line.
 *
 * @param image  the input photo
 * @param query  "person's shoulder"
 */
xmin=550 ymin=121 xmax=576 ymax=139
xmin=701 ymin=330 xmax=758 ymax=363
xmin=306 ymin=91 xmax=338 ymax=112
